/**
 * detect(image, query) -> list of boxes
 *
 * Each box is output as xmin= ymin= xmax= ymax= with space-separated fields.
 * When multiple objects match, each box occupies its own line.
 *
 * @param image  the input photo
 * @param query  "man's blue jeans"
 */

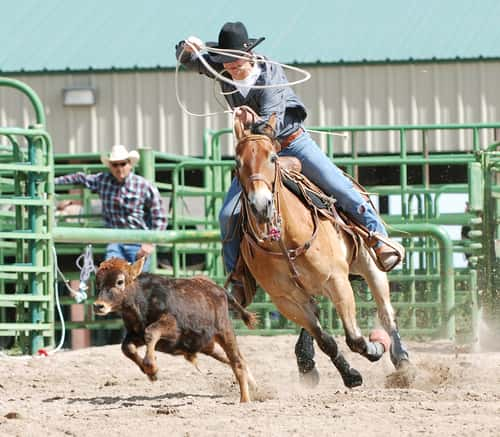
xmin=105 ymin=243 xmax=152 ymax=272
xmin=218 ymin=130 xmax=387 ymax=274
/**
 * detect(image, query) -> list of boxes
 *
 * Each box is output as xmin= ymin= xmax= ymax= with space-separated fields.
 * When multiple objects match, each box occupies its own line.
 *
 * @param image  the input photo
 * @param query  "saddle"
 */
xmin=230 ymin=157 xmax=404 ymax=307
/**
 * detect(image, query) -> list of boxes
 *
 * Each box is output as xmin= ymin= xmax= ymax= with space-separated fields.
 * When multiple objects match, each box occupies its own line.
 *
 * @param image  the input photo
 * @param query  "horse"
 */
xmin=233 ymin=113 xmax=414 ymax=388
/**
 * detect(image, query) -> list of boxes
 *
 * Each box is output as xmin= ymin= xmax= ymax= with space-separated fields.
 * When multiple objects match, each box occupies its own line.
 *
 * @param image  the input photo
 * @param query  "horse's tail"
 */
xmin=226 ymin=291 xmax=258 ymax=329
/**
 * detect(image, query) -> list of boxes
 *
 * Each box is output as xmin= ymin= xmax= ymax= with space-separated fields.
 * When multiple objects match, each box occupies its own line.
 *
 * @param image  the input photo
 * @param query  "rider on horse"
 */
xmin=175 ymin=21 xmax=404 ymax=300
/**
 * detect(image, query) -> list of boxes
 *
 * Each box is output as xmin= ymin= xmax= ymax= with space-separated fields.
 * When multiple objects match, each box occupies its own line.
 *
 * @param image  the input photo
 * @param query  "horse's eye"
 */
xmin=235 ymin=157 xmax=242 ymax=168
xmin=270 ymin=153 xmax=278 ymax=163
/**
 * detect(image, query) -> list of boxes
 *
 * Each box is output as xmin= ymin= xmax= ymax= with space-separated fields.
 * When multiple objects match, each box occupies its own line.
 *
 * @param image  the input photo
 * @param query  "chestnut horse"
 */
xmin=233 ymin=114 xmax=413 ymax=388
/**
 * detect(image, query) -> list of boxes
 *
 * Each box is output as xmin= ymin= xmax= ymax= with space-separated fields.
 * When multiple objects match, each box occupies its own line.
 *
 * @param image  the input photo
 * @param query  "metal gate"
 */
xmin=0 ymin=78 xmax=55 ymax=353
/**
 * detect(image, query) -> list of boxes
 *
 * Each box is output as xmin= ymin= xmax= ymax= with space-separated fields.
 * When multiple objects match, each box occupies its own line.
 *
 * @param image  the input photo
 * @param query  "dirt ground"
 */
xmin=1 ymin=334 xmax=500 ymax=437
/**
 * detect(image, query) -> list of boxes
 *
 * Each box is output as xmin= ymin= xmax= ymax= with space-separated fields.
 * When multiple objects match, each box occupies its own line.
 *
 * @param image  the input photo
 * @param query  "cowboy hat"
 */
xmin=100 ymin=145 xmax=140 ymax=168
xmin=206 ymin=21 xmax=265 ymax=63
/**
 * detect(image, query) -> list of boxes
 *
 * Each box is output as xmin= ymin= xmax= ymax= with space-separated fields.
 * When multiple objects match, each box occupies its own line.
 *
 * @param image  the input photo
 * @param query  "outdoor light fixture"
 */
xmin=62 ymin=87 xmax=96 ymax=106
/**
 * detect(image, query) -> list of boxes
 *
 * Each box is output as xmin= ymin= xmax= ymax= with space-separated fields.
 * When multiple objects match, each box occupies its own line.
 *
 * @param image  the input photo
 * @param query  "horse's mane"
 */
xmin=249 ymin=120 xmax=277 ymax=140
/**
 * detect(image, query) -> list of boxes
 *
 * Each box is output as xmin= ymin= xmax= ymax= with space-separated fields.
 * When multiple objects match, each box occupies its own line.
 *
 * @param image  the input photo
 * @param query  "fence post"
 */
xmin=138 ymin=147 xmax=158 ymax=272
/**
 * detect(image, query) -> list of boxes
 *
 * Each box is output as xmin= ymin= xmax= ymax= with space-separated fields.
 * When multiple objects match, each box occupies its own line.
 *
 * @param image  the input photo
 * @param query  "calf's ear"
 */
xmin=130 ymin=256 xmax=146 ymax=280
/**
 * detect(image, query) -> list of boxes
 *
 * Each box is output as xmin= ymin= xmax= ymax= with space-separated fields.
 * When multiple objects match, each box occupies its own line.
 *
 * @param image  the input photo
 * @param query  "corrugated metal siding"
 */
xmin=4 ymin=0 xmax=500 ymax=72
xmin=2 ymin=61 xmax=500 ymax=156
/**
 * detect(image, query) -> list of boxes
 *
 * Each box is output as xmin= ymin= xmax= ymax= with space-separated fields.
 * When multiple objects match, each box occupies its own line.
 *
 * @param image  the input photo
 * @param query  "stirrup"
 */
xmin=368 ymin=235 xmax=405 ymax=272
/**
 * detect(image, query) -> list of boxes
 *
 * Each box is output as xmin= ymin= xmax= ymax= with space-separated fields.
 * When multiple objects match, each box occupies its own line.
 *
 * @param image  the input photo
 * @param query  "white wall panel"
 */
xmin=2 ymin=61 xmax=500 ymax=157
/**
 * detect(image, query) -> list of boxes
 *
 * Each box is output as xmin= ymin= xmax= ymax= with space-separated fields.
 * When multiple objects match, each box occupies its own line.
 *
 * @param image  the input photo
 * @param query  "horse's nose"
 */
xmin=250 ymin=198 xmax=274 ymax=223
xmin=249 ymin=188 xmax=274 ymax=220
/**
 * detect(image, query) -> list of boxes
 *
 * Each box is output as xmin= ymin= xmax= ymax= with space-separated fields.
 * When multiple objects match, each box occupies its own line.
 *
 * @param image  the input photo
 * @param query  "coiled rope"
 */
xmin=175 ymin=40 xmax=347 ymax=140
xmin=175 ymin=40 xmax=311 ymax=118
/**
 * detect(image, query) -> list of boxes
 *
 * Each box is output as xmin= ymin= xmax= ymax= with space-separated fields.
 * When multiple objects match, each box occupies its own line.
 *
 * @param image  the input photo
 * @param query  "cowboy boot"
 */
xmin=374 ymin=241 xmax=405 ymax=272
xmin=228 ymin=255 xmax=257 ymax=308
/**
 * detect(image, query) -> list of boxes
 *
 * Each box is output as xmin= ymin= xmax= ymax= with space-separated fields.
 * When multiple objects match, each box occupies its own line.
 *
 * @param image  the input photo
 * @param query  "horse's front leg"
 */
xmin=275 ymin=297 xmax=362 ymax=388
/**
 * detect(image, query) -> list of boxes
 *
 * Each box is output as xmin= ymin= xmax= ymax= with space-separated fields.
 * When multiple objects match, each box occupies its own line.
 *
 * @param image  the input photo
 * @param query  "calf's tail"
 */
xmin=225 ymin=291 xmax=258 ymax=329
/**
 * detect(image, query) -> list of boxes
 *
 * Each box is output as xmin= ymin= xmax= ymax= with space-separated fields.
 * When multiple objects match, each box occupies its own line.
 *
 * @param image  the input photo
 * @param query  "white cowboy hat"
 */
xmin=100 ymin=145 xmax=140 ymax=168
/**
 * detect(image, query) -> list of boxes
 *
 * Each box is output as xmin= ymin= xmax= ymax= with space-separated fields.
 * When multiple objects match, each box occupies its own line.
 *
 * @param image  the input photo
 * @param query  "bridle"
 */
xmin=235 ymin=132 xmax=320 ymax=289
xmin=236 ymin=132 xmax=278 ymax=181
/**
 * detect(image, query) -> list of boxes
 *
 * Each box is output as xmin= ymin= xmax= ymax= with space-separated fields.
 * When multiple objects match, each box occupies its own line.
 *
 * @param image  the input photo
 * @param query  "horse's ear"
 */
xmin=234 ymin=117 xmax=245 ymax=141
xmin=129 ymin=256 xmax=146 ymax=280
xmin=268 ymin=113 xmax=277 ymax=131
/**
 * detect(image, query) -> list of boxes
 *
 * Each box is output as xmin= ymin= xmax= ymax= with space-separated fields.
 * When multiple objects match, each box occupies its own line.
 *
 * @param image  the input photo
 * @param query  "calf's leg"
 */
xmin=143 ymin=314 xmax=179 ymax=381
xmin=121 ymin=334 xmax=149 ymax=376
xmin=201 ymin=341 xmax=232 ymax=365
xmin=215 ymin=328 xmax=254 ymax=403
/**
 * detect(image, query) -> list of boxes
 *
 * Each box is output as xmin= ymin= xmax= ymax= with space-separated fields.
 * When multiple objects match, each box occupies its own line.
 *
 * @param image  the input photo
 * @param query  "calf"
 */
xmin=93 ymin=257 xmax=257 ymax=403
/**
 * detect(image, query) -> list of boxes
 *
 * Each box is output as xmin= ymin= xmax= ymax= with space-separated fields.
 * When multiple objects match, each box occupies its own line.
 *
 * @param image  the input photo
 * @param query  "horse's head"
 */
xmin=234 ymin=113 xmax=279 ymax=224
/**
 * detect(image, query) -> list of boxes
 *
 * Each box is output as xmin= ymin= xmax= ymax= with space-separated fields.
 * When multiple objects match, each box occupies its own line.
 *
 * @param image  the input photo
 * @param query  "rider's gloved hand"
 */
xmin=184 ymin=36 xmax=204 ymax=53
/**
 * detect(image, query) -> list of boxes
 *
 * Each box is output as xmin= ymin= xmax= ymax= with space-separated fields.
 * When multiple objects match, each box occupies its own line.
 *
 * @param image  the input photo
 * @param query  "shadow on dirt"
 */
xmin=59 ymin=392 xmax=222 ymax=406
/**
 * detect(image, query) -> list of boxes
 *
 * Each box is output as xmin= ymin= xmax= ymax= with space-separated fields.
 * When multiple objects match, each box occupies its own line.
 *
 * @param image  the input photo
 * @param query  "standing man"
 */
xmin=55 ymin=145 xmax=167 ymax=272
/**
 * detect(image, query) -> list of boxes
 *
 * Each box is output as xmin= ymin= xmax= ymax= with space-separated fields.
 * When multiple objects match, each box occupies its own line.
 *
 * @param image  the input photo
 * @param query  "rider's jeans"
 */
xmin=219 ymin=130 xmax=388 ymax=274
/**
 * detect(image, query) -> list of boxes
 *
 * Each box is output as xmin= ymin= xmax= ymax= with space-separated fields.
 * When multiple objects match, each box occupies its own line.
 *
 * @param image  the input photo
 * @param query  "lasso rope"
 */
xmin=175 ymin=40 xmax=311 ymax=118
xmin=175 ymin=40 xmax=348 ymax=140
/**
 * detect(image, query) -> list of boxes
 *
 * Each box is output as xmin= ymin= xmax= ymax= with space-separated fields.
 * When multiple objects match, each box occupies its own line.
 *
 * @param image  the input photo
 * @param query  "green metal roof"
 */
xmin=2 ymin=0 xmax=500 ymax=73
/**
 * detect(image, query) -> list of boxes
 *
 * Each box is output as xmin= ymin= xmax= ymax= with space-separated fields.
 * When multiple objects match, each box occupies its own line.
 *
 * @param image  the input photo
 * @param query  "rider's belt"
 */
xmin=279 ymin=128 xmax=304 ymax=149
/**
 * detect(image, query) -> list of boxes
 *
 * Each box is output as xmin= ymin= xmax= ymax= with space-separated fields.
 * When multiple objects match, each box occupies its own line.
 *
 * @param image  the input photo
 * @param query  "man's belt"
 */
xmin=279 ymin=128 xmax=304 ymax=149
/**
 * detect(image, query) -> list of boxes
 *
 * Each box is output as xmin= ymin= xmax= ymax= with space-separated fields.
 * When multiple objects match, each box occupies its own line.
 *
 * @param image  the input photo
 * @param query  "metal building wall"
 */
xmin=1 ymin=61 xmax=500 ymax=156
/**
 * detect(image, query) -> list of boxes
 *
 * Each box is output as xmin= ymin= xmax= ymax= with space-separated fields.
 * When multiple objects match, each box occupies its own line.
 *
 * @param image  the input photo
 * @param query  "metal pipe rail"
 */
xmin=52 ymin=223 xmax=457 ymax=339
xmin=53 ymin=227 xmax=220 ymax=245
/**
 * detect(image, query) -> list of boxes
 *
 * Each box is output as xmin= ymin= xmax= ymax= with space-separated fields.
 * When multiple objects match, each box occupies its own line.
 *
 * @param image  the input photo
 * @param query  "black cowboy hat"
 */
xmin=206 ymin=21 xmax=265 ymax=63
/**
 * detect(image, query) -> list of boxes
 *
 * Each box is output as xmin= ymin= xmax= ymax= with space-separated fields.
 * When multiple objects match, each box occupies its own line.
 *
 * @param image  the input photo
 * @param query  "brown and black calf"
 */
xmin=93 ymin=257 xmax=257 ymax=403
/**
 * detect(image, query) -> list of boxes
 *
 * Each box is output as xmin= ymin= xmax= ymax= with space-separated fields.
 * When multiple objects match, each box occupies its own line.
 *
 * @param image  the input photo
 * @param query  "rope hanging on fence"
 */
xmin=55 ymin=244 xmax=96 ymax=304
xmin=74 ymin=245 xmax=97 ymax=303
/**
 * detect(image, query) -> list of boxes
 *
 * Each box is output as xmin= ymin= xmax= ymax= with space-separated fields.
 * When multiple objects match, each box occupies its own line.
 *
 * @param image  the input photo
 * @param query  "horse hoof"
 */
xmin=369 ymin=329 xmax=391 ymax=353
xmin=342 ymin=368 xmax=363 ymax=388
xmin=299 ymin=367 xmax=320 ymax=388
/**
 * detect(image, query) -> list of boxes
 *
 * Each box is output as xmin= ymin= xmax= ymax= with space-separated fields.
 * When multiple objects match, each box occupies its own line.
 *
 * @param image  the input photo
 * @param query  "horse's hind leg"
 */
xmin=295 ymin=328 xmax=319 ymax=387
xmin=273 ymin=297 xmax=362 ymax=388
